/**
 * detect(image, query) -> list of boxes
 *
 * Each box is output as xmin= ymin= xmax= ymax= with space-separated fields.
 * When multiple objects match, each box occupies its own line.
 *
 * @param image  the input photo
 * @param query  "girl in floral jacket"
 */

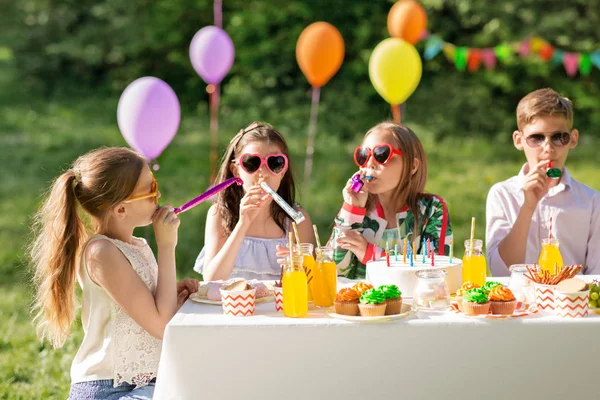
xmin=333 ymin=122 xmax=453 ymax=279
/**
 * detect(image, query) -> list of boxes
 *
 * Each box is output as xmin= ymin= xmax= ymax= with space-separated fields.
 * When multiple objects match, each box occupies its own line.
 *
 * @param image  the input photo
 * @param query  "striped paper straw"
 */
xmin=549 ymin=216 xmax=553 ymax=240
xmin=312 ymin=224 xmax=322 ymax=248
xmin=288 ymin=232 xmax=294 ymax=268
xmin=292 ymin=221 xmax=301 ymax=245
xmin=469 ymin=217 xmax=476 ymax=256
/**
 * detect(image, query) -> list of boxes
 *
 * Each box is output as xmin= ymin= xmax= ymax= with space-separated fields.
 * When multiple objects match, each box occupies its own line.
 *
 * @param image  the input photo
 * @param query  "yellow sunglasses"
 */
xmin=123 ymin=173 xmax=159 ymax=204
xmin=97 ymin=173 xmax=159 ymax=210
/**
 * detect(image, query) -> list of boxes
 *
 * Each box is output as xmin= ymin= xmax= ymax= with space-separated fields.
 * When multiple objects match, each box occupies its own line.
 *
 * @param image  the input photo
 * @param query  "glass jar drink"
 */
xmin=538 ymin=238 xmax=563 ymax=274
xmin=508 ymin=264 xmax=535 ymax=303
xmin=462 ymin=239 xmax=487 ymax=287
xmin=413 ymin=269 xmax=450 ymax=310
xmin=296 ymin=243 xmax=316 ymax=302
xmin=282 ymin=251 xmax=308 ymax=318
xmin=312 ymin=247 xmax=337 ymax=307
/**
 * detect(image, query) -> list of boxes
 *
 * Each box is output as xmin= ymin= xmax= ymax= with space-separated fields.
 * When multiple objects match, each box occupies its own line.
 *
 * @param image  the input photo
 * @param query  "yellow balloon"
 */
xmin=369 ymin=38 xmax=422 ymax=105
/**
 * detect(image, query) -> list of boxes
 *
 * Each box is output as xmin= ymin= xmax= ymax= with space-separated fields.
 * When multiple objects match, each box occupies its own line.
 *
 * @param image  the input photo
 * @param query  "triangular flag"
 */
xmin=443 ymin=43 xmax=456 ymax=62
xmin=552 ymin=49 xmax=564 ymax=66
xmin=579 ymin=54 xmax=592 ymax=76
xmin=539 ymin=43 xmax=555 ymax=61
xmin=481 ymin=49 xmax=497 ymax=69
xmin=467 ymin=49 xmax=482 ymax=72
xmin=494 ymin=44 xmax=512 ymax=61
xmin=563 ymin=53 xmax=579 ymax=77
xmin=455 ymin=47 xmax=468 ymax=71
xmin=424 ymin=36 xmax=444 ymax=60
xmin=590 ymin=51 xmax=600 ymax=69
xmin=530 ymin=36 xmax=546 ymax=53
xmin=518 ymin=39 xmax=531 ymax=57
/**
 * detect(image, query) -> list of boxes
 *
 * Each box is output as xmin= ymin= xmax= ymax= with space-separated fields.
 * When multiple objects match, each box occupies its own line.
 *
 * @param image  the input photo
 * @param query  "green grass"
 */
xmin=1 ymin=56 xmax=599 ymax=398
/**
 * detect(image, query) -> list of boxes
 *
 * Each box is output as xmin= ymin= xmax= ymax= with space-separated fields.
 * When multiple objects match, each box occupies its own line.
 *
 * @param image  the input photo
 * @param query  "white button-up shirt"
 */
xmin=486 ymin=164 xmax=600 ymax=276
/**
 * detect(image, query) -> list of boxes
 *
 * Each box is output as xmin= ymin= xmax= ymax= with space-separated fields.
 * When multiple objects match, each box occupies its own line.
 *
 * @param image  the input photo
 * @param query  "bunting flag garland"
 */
xmin=423 ymin=34 xmax=600 ymax=78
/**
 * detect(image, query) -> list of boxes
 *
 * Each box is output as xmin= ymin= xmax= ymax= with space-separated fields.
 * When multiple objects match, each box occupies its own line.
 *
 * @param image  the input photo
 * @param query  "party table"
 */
xmin=154 ymin=277 xmax=599 ymax=400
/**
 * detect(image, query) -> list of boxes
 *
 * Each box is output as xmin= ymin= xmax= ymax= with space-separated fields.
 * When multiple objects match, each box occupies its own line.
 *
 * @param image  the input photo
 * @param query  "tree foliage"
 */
xmin=6 ymin=0 xmax=600 ymax=139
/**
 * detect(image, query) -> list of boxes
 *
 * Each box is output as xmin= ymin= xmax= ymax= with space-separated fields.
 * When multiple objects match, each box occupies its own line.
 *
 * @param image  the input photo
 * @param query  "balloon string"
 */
xmin=303 ymin=86 xmax=321 ymax=189
xmin=214 ymin=0 xmax=222 ymax=28
xmin=209 ymin=85 xmax=220 ymax=183
xmin=391 ymin=104 xmax=401 ymax=124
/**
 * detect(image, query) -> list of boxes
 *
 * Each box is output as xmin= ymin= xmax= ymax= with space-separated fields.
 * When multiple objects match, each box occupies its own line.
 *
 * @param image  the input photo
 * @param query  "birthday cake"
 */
xmin=366 ymin=255 xmax=462 ymax=297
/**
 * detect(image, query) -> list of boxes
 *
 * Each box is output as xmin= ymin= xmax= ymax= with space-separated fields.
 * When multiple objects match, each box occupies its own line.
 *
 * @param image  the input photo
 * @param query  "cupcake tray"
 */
xmin=446 ymin=302 xmax=539 ymax=319
xmin=326 ymin=303 xmax=415 ymax=323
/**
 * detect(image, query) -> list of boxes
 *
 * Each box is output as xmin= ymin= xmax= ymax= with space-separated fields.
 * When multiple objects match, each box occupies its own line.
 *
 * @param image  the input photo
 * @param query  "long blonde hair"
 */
xmin=30 ymin=147 xmax=146 ymax=348
xmin=364 ymin=122 xmax=428 ymax=232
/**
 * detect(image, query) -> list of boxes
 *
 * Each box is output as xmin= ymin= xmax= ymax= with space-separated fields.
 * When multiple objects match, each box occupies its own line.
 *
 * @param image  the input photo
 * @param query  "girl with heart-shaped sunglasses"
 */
xmin=195 ymin=122 xmax=315 ymax=281
xmin=332 ymin=122 xmax=454 ymax=280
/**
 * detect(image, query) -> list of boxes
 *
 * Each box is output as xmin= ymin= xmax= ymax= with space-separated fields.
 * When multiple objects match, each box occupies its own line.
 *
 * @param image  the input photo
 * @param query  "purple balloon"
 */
xmin=189 ymin=26 xmax=235 ymax=84
xmin=117 ymin=77 xmax=181 ymax=160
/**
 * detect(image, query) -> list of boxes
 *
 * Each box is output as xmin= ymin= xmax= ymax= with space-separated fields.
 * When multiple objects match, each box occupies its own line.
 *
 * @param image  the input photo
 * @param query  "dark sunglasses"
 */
xmin=523 ymin=131 xmax=571 ymax=148
xmin=234 ymin=153 xmax=288 ymax=175
xmin=354 ymin=144 xmax=403 ymax=168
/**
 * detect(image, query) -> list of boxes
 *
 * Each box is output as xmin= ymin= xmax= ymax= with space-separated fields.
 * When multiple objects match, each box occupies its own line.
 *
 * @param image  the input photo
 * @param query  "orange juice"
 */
xmin=312 ymin=247 xmax=337 ymax=307
xmin=538 ymin=238 xmax=563 ymax=274
xmin=303 ymin=254 xmax=316 ymax=301
xmin=462 ymin=239 xmax=487 ymax=287
xmin=282 ymin=269 xmax=308 ymax=318
xmin=296 ymin=244 xmax=315 ymax=302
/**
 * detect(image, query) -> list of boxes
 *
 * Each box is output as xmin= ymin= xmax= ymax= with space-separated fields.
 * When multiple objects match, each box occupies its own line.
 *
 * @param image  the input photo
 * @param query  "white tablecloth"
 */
xmin=154 ymin=277 xmax=600 ymax=400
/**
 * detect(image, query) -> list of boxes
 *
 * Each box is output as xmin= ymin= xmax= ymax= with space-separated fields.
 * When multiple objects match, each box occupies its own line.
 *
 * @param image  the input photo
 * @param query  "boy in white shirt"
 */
xmin=486 ymin=88 xmax=600 ymax=276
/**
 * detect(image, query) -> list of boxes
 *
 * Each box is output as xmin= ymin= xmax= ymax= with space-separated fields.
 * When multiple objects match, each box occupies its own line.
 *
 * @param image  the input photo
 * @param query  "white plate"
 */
xmin=190 ymin=294 xmax=274 ymax=305
xmin=327 ymin=303 xmax=414 ymax=323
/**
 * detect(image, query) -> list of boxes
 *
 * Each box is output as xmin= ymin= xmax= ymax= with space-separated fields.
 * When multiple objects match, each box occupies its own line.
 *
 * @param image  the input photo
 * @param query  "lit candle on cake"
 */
xmin=408 ymin=244 xmax=414 ymax=267
xmin=412 ymin=241 xmax=416 ymax=261
xmin=449 ymin=238 xmax=453 ymax=262
xmin=403 ymin=237 xmax=407 ymax=263
xmin=422 ymin=238 xmax=427 ymax=263
xmin=394 ymin=244 xmax=398 ymax=262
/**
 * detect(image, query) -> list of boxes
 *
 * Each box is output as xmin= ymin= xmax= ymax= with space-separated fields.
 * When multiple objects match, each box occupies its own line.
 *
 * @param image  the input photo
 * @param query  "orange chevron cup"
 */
xmin=534 ymin=283 xmax=556 ymax=311
xmin=220 ymin=287 xmax=257 ymax=317
xmin=554 ymin=288 xmax=590 ymax=318
xmin=273 ymin=286 xmax=283 ymax=312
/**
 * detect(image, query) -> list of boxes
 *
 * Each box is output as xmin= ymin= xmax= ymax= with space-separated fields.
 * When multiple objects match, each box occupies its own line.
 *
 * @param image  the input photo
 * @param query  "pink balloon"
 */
xmin=190 ymin=26 xmax=235 ymax=84
xmin=117 ymin=77 xmax=181 ymax=160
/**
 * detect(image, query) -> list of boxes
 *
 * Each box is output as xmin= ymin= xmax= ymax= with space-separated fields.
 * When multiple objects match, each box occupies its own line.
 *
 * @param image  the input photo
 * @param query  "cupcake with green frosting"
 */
xmin=379 ymin=285 xmax=403 ymax=315
xmin=462 ymin=288 xmax=490 ymax=315
xmin=358 ymin=288 xmax=387 ymax=317
xmin=481 ymin=281 xmax=502 ymax=295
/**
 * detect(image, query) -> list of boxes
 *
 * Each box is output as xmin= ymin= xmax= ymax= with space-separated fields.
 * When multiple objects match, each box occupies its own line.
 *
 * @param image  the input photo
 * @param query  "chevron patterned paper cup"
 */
xmin=220 ymin=287 xmax=256 ymax=316
xmin=554 ymin=288 xmax=589 ymax=318
xmin=273 ymin=286 xmax=283 ymax=312
xmin=534 ymin=283 xmax=556 ymax=312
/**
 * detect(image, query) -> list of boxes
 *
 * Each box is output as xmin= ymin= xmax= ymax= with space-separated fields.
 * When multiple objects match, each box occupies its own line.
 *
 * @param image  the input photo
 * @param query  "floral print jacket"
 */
xmin=332 ymin=195 xmax=453 ymax=279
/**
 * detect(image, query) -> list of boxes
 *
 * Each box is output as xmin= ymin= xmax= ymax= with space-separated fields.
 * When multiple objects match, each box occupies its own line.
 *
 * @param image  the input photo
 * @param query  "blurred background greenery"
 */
xmin=1 ymin=0 xmax=599 ymax=397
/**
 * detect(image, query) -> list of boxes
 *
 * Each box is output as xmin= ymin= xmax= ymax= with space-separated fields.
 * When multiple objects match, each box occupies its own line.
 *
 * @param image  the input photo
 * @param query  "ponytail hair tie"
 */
xmin=72 ymin=169 xmax=82 ymax=188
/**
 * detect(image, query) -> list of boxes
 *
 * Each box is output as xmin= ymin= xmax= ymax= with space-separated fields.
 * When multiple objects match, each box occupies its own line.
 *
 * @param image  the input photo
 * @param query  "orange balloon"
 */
xmin=387 ymin=0 xmax=428 ymax=45
xmin=296 ymin=22 xmax=344 ymax=87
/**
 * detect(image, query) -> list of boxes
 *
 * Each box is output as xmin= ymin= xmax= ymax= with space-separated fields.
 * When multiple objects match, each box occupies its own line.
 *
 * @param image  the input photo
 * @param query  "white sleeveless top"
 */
xmin=70 ymin=235 xmax=162 ymax=388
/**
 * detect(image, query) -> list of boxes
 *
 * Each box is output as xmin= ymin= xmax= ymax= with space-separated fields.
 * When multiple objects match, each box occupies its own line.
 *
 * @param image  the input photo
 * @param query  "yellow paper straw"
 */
xmin=292 ymin=221 xmax=301 ymax=245
xmin=469 ymin=217 xmax=476 ymax=256
xmin=312 ymin=224 xmax=322 ymax=248
xmin=288 ymin=232 xmax=294 ymax=268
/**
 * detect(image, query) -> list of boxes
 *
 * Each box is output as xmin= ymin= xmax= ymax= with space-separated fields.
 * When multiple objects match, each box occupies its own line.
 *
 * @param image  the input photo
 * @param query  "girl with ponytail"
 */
xmin=30 ymin=147 xmax=198 ymax=399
